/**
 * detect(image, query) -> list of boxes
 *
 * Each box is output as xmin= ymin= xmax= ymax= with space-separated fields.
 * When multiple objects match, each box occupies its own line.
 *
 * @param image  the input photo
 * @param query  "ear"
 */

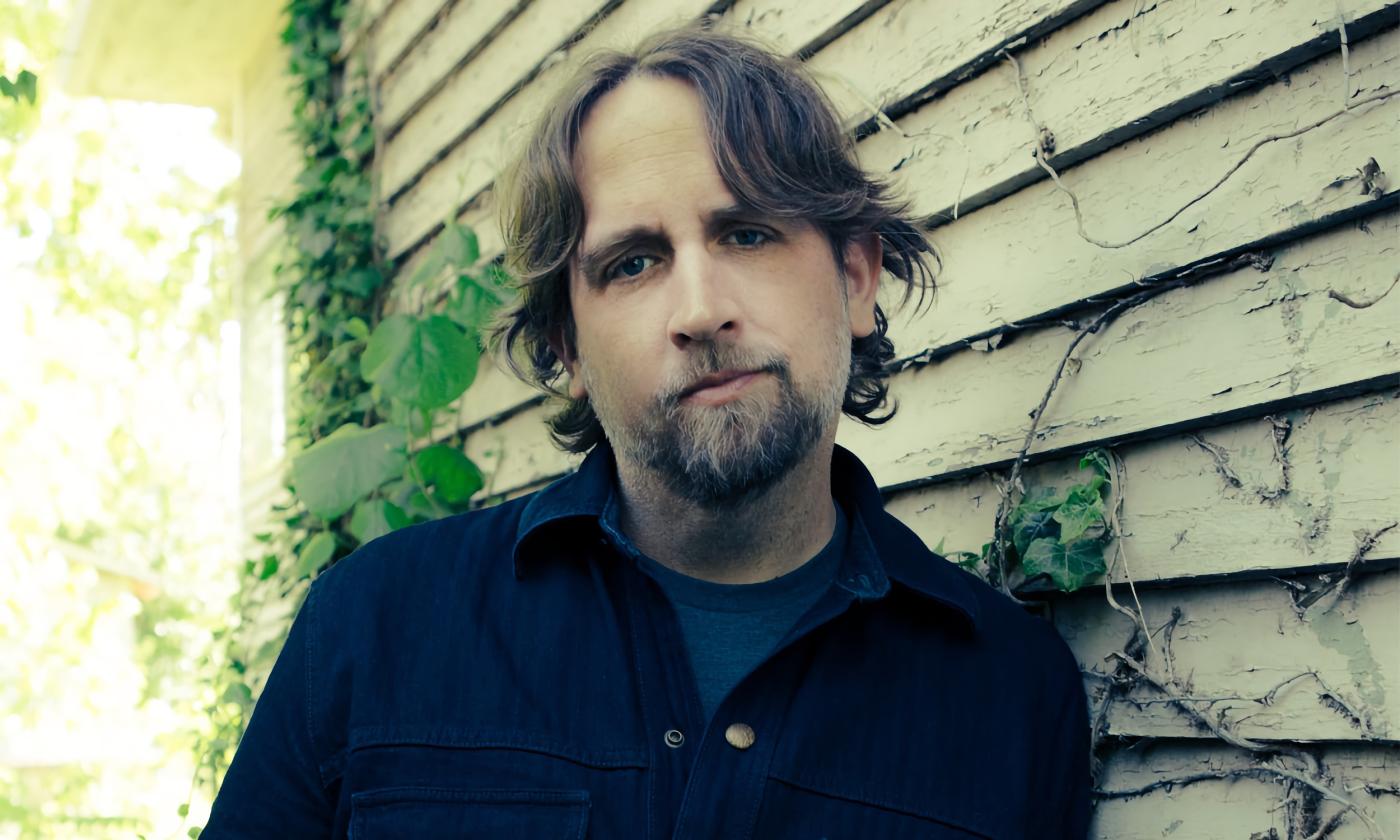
xmin=547 ymin=323 xmax=589 ymax=401
xmin=842 ymin=233 xmax=882 ymax=339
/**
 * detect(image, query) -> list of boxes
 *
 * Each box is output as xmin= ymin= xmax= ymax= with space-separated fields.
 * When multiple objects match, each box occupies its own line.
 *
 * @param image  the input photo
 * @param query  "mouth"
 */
xmin=678 ymin=369 xmax=766 ymax=406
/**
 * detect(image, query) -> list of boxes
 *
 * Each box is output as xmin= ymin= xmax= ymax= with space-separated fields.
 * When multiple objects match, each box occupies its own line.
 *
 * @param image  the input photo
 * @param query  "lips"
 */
xmin=678 ymin=369 xmax=764 ymax=405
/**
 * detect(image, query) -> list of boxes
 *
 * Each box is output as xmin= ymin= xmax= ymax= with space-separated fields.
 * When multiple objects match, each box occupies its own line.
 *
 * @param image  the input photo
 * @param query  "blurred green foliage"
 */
xmin=1 ymin=0 xmax=240 ymax=836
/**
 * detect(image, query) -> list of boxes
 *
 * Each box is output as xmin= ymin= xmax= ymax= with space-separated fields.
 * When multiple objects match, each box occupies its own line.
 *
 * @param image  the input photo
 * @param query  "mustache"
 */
xmin=658 ymin=345 xmax=788 ymax=406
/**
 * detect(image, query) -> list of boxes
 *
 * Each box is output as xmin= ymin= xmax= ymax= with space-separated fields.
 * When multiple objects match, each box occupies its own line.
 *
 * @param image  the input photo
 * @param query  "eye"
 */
xmin=726 ymin=228 xmax=771 ymax=247
xmin=608 ymin=254 xmax=658 ymax=281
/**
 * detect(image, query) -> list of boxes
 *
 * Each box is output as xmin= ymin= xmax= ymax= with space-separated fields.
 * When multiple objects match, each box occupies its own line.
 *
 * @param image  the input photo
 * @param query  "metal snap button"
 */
xmin=724 ymin=723 xmax=756 ymax=750
xmin=663 ymin=729 xmax=685 ymax=748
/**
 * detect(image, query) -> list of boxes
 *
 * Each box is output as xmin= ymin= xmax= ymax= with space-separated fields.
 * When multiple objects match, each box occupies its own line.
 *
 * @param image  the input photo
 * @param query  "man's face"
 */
xmin=561 ymin=74 xmax=881 ymax=505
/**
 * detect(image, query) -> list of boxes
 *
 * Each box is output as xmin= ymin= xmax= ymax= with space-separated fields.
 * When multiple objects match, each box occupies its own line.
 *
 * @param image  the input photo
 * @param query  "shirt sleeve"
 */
xmin=203 ymin=583 xmax=334 ymax=837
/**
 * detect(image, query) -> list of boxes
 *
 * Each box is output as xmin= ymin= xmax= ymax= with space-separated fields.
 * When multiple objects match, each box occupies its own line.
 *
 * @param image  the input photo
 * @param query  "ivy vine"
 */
xmin=949 ymin=449 xmax=1113 ymax=593
xmin=182 ymin=0 xmax=503 ymax=830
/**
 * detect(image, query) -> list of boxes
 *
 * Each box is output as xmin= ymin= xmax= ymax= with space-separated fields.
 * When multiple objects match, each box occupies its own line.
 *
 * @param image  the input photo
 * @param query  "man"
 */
xmin=208 ymin=24 xmax=1090 ymax=838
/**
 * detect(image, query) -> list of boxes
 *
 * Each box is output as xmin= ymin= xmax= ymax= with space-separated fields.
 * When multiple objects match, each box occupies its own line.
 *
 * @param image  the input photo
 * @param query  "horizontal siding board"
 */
xmin=806 ymin=0 xmax=1108 ymax=126
xmin=342 ymin=0 xmax=393 ymax=58
xmin=726 ymin=0 xmax=891 ymax=56
xmin=368 ymin=0 xmax=453 ymax=79
xmin=442 ymin=359 xmax=543 ymax=435
xmin=886 ymin=390 xmax=1400 ymax=585
xmin=859 ymin=0 xmax=1398 ymax=225
xmin=1091 ymin=742 xmax=1399 ymax=839
xmin=463 ymin=401 xmax=581 ymax=495
xmin=377 ymin=0 xmax=526 ymax=133
xmin=378 ymin=0 xmax=618 ymax=201
xmin=838 ymin=209 xmax=1400 ymax=490
xmin=381 ymin=0 xmax=716 ymax=259
xmin=1057 ymin=570 xmax=1400 ymax=742
xmin=883 ymin=33 xmax=1400 ymax=357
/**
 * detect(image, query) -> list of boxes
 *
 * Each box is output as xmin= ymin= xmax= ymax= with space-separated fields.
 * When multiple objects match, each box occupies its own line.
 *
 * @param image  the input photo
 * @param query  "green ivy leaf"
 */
xmin=330 ymin=266 xmax=382 ymax=297
xmin=1014 ymin=485 xmax=1067 ymax=515
xmin=1079 ymin=448 xmax=1112 ymax=478
xmin=948 ymin=551 xmax=982 ymax=572
xmin=1012 ymin=509 xmax=1058 ymax=557
xmin=348 ymin=498 xmax=409 ymax=544
xmin=290 ymin=423 xmax=407 ymax=519
xmin=295 ymin=531 xmax=336 ymax=578
xmin=361 ymin=314 xmax=479 ymax=409
xmin=444 ymin=275 xmax=499 ymax=337
xmin=220 ymin=681 xmax=254 ymax=707
xmin=344 ymin=317 xmax=369 ymax=340
xmin=414 ymin=444 xmax=484 ymax=505
xmin=1021 ymin=536 xmax=1105 ymax=592
xmin=1052 ymin=485 xmax=1106 ymax=544
xmin=442 ymin=222 xmax=480 ymax=267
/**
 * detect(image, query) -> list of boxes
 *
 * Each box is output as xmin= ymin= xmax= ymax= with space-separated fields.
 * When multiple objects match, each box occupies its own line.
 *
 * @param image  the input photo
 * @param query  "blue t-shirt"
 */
xmin=628 ymin=504 xmax=847 ymax=721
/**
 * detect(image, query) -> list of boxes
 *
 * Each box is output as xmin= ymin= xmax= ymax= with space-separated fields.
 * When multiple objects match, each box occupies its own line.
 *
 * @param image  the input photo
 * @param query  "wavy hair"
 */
xmin=494 ymin=22 xmax=936 ymax=453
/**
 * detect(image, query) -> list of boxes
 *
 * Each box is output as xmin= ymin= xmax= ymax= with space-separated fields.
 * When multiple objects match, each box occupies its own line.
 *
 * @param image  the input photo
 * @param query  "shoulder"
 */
xmin=872 ymin=506 xmax=1081 ymax=693
xmin=959 ymin=571 xmax=1087 ymax=707
xmin=309 ymin=491 xmax=534 ymax=612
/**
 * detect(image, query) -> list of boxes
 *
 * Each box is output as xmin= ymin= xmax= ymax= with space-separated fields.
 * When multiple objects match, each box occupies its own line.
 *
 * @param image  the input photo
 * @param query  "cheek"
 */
xmin=571 ymin=296 xmax=663 ymax=387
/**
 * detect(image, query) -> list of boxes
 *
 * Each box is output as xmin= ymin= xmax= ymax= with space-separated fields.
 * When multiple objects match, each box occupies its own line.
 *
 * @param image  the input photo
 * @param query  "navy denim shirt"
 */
xmin=207 ymin=444 xmax=1090 ymax=838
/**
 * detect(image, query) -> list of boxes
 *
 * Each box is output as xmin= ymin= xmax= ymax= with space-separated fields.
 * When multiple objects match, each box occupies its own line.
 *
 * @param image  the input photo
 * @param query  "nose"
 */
xmin=667 ymin=246 xmax=740 ymax=349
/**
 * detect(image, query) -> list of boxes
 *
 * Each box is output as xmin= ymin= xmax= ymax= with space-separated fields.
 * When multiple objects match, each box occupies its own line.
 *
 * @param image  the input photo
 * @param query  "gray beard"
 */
xmin=585 ymin=339 xmax=849 ymax=508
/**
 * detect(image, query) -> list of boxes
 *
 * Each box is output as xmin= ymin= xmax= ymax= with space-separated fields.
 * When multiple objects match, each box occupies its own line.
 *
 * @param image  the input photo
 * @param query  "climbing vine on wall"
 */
xmin=941 ymin=26 xmax=1395 ymax=834
xmin=182 ymin=0 xmax=504 ymax=828
xmin=949 ymin=449 xmax=1112 ymax=594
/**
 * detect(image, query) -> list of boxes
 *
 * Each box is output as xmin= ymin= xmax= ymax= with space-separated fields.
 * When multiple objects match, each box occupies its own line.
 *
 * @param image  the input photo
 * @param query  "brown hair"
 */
xmin=495 ymin=22 xmax=936 ymax=453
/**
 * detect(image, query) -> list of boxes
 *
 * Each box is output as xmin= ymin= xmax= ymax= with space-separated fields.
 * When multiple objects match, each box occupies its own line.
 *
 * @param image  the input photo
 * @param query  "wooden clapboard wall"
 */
xmin=351 ymin=0 xmax=1400 ymax=834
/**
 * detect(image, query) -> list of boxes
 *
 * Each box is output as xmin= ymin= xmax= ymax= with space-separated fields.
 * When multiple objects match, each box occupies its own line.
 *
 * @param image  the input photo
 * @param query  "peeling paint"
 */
xmin=1307 ymin=601 xmax=1388 ymax=718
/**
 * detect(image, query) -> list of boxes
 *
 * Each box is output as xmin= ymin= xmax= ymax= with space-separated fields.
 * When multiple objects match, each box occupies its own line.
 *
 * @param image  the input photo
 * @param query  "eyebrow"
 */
xmin=575 ymin=204 xmax=775 ymax=287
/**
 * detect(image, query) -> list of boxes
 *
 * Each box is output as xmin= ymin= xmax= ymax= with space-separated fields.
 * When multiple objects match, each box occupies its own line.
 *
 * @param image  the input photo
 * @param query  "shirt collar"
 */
xmin=512 ymin=442 xmax=981 ymax=630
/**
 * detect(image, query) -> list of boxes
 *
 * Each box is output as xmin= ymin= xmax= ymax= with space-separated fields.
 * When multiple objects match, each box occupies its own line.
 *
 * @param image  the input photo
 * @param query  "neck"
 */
xmin=612 ymin=438 xmax=838 ymax=585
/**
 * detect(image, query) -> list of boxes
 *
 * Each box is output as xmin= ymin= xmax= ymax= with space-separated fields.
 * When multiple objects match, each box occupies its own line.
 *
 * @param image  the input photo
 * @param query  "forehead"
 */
xmin=572 ymin=75 xmax=733 ymax=244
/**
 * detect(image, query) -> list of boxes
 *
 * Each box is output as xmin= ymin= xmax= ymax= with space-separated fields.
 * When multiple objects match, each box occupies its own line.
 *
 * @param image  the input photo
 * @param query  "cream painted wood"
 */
xmin=859 ymin=0 xmax=1396 ymax=225
xmin=236 ymin=34 xmax=299 ymax=260
xmin=806 ymin=0 xmax=1105 ymax=127
xmin=463 ymin=401 xmax=582 ymax=497
xmin=1058 ymin=570 xmax=1400 ymax=742
xmin=884 ymin=36 xmax=1399 ymax=357
xmin=840 ymin=210 xmax=1400 ymax=490
xmin=378 ymin=0 xmax=527 ymax=133
xmin=438 ymin=359 xmax=542 ymax=436
xmin=1091 ymin=742 xmax=1400 ymax=839
xmin=887 ymin=390 xmax=1400 ymax=585
xmin=726 ymin=0 xmax=888 ymax=55
xmin=366 ymin=0 xmax=451 ymax=79
xmin=378 ymin=0 xmax=617 ymax=201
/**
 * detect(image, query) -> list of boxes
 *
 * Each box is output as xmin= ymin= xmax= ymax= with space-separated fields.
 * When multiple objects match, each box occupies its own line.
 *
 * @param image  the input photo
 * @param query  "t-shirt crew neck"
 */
xmin=624 ymin=503 xmax=848 ymax=721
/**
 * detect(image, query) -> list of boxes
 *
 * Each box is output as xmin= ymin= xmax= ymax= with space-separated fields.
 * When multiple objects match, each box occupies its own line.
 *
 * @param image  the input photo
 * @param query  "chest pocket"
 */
xmin=350 ymin=787 xmax=589 ymax=839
